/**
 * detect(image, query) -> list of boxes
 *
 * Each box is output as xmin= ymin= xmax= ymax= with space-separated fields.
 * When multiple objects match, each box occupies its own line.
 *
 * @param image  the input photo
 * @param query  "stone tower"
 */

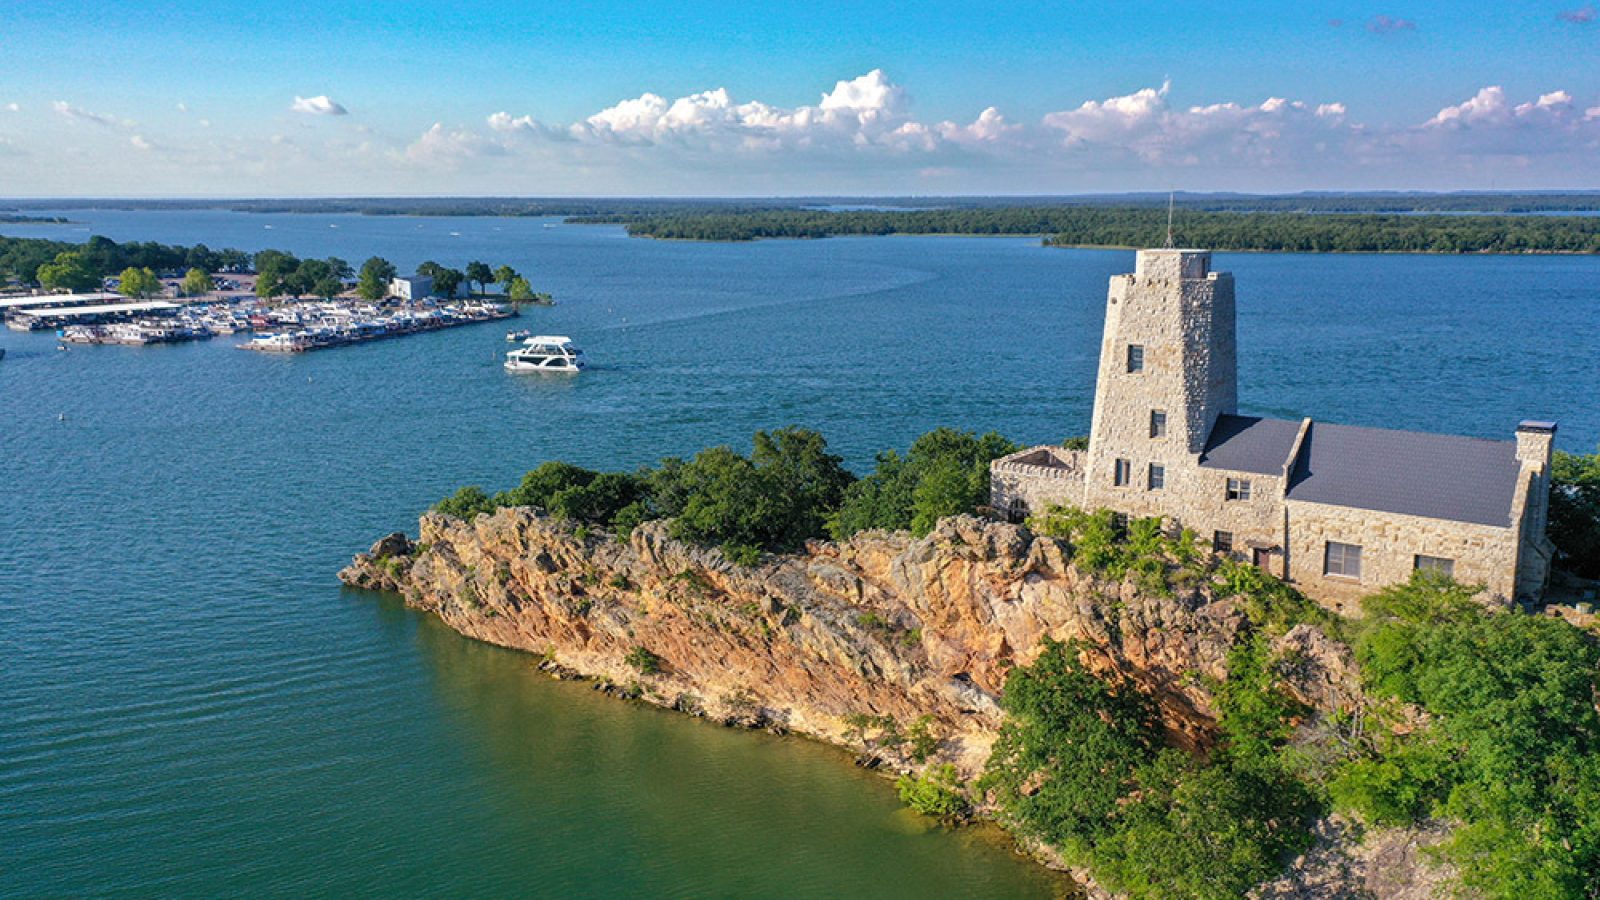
xmin=1082 ymin=249 xmax=1237 ymax=516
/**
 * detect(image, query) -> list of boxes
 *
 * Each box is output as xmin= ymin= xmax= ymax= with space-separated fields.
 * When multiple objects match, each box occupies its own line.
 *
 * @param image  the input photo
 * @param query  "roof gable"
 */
xmin=1198 ymin=415 xmax=1302 ymax=475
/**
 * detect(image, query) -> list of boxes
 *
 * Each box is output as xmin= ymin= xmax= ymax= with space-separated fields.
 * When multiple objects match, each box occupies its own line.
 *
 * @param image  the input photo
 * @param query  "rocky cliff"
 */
xmin=340 ymin=508 xmax=1438 ymax=896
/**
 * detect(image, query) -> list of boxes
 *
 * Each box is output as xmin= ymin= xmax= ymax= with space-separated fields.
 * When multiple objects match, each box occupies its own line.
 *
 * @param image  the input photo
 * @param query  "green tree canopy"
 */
xmin=36 ymin=251 xmax=100 ymax=293
xmin=181 ymin=267 xmax=214 ymax=297
xmin=493 ymin=264 xmax=518 ymax=289
xmin=116 ymin=266 xmax=162 ymax=298
xmin=1550 ymin=448 xmax=1600 ymax=577
xmin=830 ymin=428 xmax=1019 ymax=538
xmin=465 ymin=260 xmax=492 ymax=294
xmin=356 ymin=256 xmax=396 ymax=301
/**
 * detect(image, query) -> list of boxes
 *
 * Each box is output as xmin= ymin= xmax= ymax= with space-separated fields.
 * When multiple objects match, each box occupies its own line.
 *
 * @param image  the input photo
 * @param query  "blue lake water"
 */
xmin=2 ymin=211 xmax=1597 ymax=897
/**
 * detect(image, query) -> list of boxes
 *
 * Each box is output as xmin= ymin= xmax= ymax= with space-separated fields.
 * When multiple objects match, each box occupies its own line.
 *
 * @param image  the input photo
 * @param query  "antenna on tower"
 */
xmin=1164 ymin=190 xmax=1176 ymax=248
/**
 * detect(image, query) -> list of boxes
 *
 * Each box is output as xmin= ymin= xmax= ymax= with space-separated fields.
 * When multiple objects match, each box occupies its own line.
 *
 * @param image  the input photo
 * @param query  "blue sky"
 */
xmin=3 ymin=1 xmax=1599 ymax=195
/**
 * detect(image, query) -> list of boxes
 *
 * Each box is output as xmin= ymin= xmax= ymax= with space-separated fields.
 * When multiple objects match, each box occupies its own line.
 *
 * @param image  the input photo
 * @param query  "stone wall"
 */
xmin=990 ymin=446 xmax=1085 ymax=520
xmin=1283 ymin=499 xmax=1519 ymax=613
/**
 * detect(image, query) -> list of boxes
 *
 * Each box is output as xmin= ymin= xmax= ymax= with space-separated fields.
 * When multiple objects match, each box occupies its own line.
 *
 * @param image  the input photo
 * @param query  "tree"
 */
xmin=493 ymin=264 xmax=518 ymax=290
xmin=1550 ymin=448 xmax=1600 ymax=578
xmin=181 ymin=267 xmax=214 ymax=297
xmin=36 ymin=251 xmax=100 ymax=293
xmin=829 ymin=428 xmax=1019 ymax=539
xmin=465 ymin=260 xmax=492 ymax=295
xmin=433 ymin=267 xmax=465 ymax=299
xmin=506 ymin=276 xmax=536 ymax=301
xmin=254 ymin=251 xmax=300 ymax=300
xmin=356 ymin=256 xmax=396 ymax=301
xmin=117 ymin=266 xmax=162 ymax=298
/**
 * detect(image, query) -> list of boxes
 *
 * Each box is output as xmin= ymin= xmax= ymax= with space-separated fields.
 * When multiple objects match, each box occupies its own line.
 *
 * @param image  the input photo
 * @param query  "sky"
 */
xmin=2 ymin=0 xmax=1599 ymax=196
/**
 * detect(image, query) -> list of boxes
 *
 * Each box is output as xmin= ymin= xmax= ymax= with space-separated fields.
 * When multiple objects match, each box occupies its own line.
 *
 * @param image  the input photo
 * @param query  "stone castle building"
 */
xmin=990 ymin=248 xmax=1557 ymax=610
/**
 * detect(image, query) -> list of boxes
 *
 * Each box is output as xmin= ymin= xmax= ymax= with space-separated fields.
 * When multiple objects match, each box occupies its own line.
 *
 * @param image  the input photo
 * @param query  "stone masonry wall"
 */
xmin=1283 ymin=499 xmax=1519 ymax=614
xmin=990 ymin=446 xmax=1086 ymax=519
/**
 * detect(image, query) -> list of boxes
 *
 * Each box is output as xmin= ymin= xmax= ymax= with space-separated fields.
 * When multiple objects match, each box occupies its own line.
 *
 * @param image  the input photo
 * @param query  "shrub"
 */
xmin=433 ymin=485 xmax=498 ymax=520
xmin=722 ymin=543 xmax=761 ymax=566
xmin=896 ymin=764 xmax=970 ymax=821
xmin=624 ymin=646 xmax=662 ymax=675
xmin=496 ymin=461 xmax=597 ymax=510
xmin=830 ymin=428 xmax=1019 ymax=539
xmin=907 ymin=714 xmax=940 ymax=763
xmin=1329 ymin=572 xmax=1600 ymax=896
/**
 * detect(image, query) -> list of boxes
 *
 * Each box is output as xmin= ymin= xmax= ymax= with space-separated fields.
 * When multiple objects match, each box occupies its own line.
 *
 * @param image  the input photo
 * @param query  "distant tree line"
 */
xmin=1 ymin=234 xmax=252 ymax=291
xmin=607 ymin=206 xmax=1600 ymax=252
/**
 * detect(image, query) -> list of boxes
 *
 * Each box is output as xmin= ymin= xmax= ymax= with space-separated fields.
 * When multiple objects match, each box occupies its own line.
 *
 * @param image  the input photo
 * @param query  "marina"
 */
xmin=240 ymin=300 xmax=514 ymax=353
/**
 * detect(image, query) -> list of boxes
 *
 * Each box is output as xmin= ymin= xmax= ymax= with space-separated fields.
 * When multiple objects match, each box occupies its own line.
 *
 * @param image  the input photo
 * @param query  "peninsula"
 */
xmin=342 ymin=247 xmax=1600 ymax=898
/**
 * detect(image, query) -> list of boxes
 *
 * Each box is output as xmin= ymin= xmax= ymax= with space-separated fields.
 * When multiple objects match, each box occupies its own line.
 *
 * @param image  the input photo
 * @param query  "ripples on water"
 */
xmin=2 ymin=212 xmax=1596 ymax=897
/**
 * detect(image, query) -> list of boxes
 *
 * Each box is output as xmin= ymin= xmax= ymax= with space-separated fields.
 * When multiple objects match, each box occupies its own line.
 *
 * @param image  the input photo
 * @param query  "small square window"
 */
xmin=1150 ymin=410 xmax=1167 ymax=438
xmin=1126 ymin=344 xmax=1145 ymax=373
xmin=1226 ymin=477 xmax=1252 ymax=501
xmin=1113 ymin=458 xmax=1131 ymax=487
xmin=1213 ymin=530 xmax=1233 ymax=553
xmin=1415 ymin=554 xmax=1454 ymax=578
xmin=1148 ymin=463 xmax=1165 ymax=491
xmin=1324 ymin=541 xmax=1363 ymax=579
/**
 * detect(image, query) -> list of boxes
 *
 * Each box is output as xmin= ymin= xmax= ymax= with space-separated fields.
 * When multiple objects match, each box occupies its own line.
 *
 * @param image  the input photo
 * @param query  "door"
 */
xmin=1252 ymin=548 xmax=1271 ymax=570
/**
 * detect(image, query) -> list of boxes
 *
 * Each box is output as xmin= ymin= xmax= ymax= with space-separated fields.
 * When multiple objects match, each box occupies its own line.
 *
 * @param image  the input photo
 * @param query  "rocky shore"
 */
xmin=340 ymin=507 xmax=1450 ymax=897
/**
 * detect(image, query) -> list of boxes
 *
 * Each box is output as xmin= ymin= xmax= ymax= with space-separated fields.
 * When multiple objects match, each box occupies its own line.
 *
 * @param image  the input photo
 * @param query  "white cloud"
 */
xmin=53 ymin=100 xmax=134 ymax=127
xmin=176 ymin=102 xmax=188 ymax=113
xmin=130 ymin=135 xmax=156 ymax=151
xmin=1427 ymin=86 xmax=1576 ymax=127
xmin=290 ymin=95 xmax=348 ymax=116
xmin=4 ymin=102 xmax=18 ymax=112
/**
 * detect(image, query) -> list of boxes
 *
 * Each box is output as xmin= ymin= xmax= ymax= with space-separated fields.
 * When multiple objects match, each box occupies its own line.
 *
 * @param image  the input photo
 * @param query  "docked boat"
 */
xmin=504 ymin=335 xmax=584 ymax=373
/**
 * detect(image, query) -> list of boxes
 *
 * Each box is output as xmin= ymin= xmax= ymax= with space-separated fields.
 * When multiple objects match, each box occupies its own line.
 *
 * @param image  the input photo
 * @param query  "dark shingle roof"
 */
xmin=1199 ymin=415 xmax=1304 ymax=475
xmin=1285 ymin=422 xmax=1519 ymax=527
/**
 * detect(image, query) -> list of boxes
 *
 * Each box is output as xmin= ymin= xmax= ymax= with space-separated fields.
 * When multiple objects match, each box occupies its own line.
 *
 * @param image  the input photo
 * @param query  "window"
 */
xmin=1126 ymin=344 xmax=1145 ymax=373
xmin=1213 ymin=531 xmax=1233 ymax=553
xmin=1415 ymin=554 xmax=1454 ymax=578
xmin=1150 ymin=410 xmax=1167 ymax=438
xmin=1148 ymin=463 xmax=1165 ymax=490
xmin=1006 ymin=497 xmax=1028 ymax=524
xmin=1324 ymin=541 xmax=1363 ymax=579
xmin=1113 ymin=458 xmax=1132 ymax=487
xmin=1226 ymin=477 xmax=1252 ymax=501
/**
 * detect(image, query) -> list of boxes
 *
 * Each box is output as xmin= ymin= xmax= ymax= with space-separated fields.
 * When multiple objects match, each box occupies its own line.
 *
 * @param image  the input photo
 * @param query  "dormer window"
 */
xmin=1126 ymin=344 xmax=1145 ymax=373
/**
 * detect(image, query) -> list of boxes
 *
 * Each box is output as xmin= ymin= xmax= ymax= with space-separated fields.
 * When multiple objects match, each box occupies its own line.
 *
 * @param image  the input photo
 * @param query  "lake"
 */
xmin=2 ymin=211 xmax=1596 ymax=897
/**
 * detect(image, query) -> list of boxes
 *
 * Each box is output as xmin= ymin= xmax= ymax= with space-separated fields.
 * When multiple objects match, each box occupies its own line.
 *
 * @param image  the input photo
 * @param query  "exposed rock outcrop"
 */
xmin=340 ymin=509 xmax=1415 ymax=894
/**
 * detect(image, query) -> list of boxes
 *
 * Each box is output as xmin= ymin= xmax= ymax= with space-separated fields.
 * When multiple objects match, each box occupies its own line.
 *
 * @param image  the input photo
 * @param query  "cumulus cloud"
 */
xmin=130 ymin=135 xmax=157 ymax=151
xmin=290 ymin=95 xmax=348 ymax=116
xmin=1366 ymin=14 xmax=1417 ymax=33
xmin=5 ymin=102 xmax=18 ymax=112
xmin=53 ymin=100 xmax=134 ymax=127
xmin=1558 ymin=6 xmax=1596 ymax=23
xmin=1426 ymin=86 xmax=1573 ymax=127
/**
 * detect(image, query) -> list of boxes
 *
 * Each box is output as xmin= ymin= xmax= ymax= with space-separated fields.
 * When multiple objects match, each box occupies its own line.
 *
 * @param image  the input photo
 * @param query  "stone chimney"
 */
xmin=1516 ymin=420 xmax=1557 ymax=471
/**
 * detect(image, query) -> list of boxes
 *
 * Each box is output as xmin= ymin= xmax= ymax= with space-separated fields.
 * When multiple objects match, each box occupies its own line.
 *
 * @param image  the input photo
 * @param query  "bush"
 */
xmin=983 ymin=638 xmax=1317 ymax=898
xmin=624 ymin=646 xmax=662 ymax=675
xmin=549 ymin=471 xmax=647 ymax=524
xmin=665 ymin=428 xmax=853 ymax=552
xmin=896 ymin=764 xmax=970 ymax=821
xmin=433 ymin=485 xmax=498 ymax=520
xmin=1330 ymin=572 xmax=1600 ymax=897
xmin=496 ymin=461 xmax=597 ymax=510
xmin=830 ymin=428 xmax=1018 ymax=539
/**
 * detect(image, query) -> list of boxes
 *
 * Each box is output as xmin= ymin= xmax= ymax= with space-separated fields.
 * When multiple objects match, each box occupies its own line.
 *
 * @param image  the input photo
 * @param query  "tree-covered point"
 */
xmin=610 ymin=206 xmax=1600 ymax=253
xmin=429 ymin=426 xmax=1017 ymax=558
